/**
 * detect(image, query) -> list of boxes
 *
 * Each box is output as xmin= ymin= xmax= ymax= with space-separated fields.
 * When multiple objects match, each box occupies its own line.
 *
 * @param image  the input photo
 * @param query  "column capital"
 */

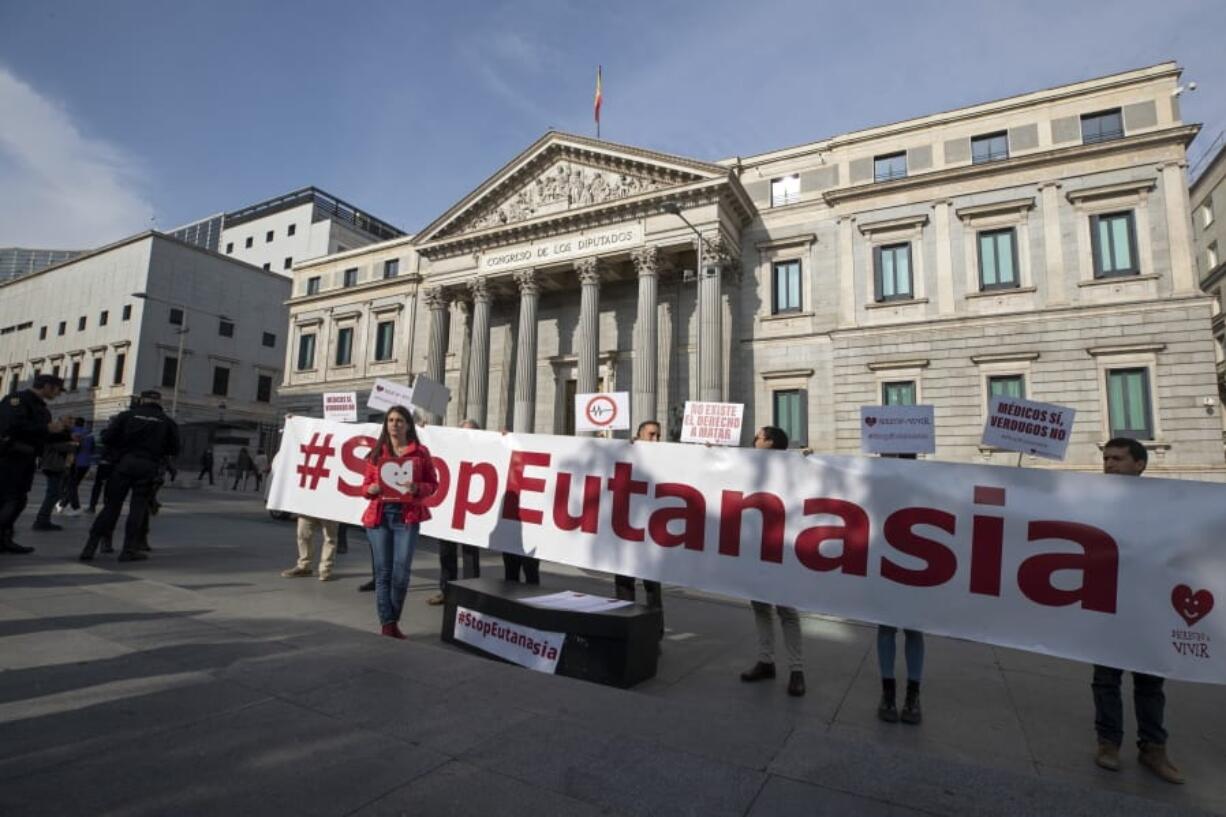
xmin=575 ymin=257 xmax=603 ymax=286
xmin=468 ymin=276 xmax=492 ymax=304
xmin=630 ymin=245 xmax=663 ymax=277
xmin=422 ymin=286 xmax=450 ymax=310
xmin=701 ymin=235 xmax=735 ymax=278
xmin=513 ymin=268 xmax=540 ymax=296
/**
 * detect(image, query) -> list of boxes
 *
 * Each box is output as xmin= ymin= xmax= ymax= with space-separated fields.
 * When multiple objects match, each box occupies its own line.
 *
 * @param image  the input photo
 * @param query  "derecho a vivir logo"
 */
xmin=1170 ymin=584 xmax=1215 ymax=660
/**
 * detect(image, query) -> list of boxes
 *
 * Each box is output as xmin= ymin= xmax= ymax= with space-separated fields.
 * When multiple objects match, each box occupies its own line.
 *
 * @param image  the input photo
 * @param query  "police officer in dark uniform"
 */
xmin=80 ymin=390 xmax=180 ymax=562
xmin=0 ymin=374 xmax=69 ymax=555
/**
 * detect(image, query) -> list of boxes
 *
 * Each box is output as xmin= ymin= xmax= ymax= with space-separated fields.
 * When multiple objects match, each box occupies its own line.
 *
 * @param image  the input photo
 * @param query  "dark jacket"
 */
xmin=100 ymin=403 xmax=180 ymax=465
xmin=0 ymin=389 xmax=67 ymax=458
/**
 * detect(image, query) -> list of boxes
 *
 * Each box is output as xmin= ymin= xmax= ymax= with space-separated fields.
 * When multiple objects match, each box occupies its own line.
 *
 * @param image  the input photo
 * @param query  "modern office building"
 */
xmin=279 ymin=62 xmax=1224 ymax=480
xmin=0 ymin=247 xmax=85 ymax=282
xmin=0 ymin=231 xmax=291 ymax=461
xmin=168 ymin=187 xmax=406 ymax=277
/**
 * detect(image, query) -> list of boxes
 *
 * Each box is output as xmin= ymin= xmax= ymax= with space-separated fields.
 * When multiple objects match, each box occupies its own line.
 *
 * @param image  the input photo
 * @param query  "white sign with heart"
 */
xmin=378 ymin=457 xmax=417 ymax=498
xmin=367 ymin=378 xmax=415 ymax=413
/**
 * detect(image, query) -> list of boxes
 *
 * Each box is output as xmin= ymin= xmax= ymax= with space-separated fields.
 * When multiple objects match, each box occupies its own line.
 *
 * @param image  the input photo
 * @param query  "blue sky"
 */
xmin=1 ymin=0 xmax=1223 ymax=248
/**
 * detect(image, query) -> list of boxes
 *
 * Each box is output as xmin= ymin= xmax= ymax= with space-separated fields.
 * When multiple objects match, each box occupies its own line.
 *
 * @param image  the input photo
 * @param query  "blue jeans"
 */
xmin=877 ymin=626 xmax=924 ymax=682
xmin=365 ymin=507 xmax=419 ymax=625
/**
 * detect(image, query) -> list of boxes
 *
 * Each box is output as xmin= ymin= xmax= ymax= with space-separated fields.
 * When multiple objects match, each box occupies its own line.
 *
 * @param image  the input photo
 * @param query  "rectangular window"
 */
xmin=374 ymin=320 xmax=395 ymax=361
xmin=383 ymin=259 xmax=399 ymax=279
xmin=772 ymin=389 xmax=806 ymax=447
xmin=52 ymin=364 xmax=60 ymax=379
xmin=69 ymin=360 xmax=80 ymax=391
xmin=161 ymin=356 xmax=178 ymax=388
xmin=1208 ymin=242 xmax=1219 ymax=270
xmin=770 ymin=175 xmax=800 ymax=207
xmin=265 ymin=230 xmax=274 ymax=243
xmin=90 ymin=357 xmax=102 ymax=388
xmin=262 ymin=262 xmax=271 ymax=271
xmin=335 ymin=326 xmax=354 ymax=365
xmin=283 ymin=257 xmax=293 ymax=270
xmin=1090 ymin=211 xmax=1139 ymax=277
xmin=771 ymin=260 xmax=802 ymax=314
xmin=219 ymin=319 xmax=234 ymax=337
xmin=112 ymin=353 xmax=126 ymax=385
xmin=343 ymin=268 xmax=358 ymax=288
xmin=971 ymin=131 xmax=1009 ymax=164
xmin=873 ymin=243 xmax=913 ymax=301
xmin=977 ymin=228 xmax=1019 ymax=289
xmin=78 ymin=316 xmax=86 ymax=331
xmin=245 ymin=236 xmax=253 ymax=248
xmin=99 ymin=310 xmax=108 ymax=326
xmin=39 ymin=326 xmax=47 ymax=340
xmin=226 ymin=242 xmax=234 ymax=254
xmin=988 ymin=374 xmax=1025 ymax=400
xmin=211 ymin=366 xmax=230 ymax=397
xmin=58 ymin=321 xmax=66 ymax=336
xmin=262 ymin=331 xmax=276 ymax=348
xmin=1081 ymin=109 xmax=1124 ymax=144
xmin=1201 ymin=201 xmax=1215 ymax=228
xmin=306 ymin=276 xmax=321 ymax=295
xmin=169 ymin=308 xmax=184 ymax=326
xmin=874 ymin=151 xmax=907 ymax=182
xmin=882 ymin=381 xmax=917 ymax=406
xmin=256 ymin=374 xmax=272 ymax=403
xmin=287 ymin=223 xmax=296 ymax=236
xmin=122 ymin=305 xmax=131 ymax=320
xmin=296 ymin=334 xmax=316 ymax=370
xmin=1106 ymin=368 xmax=1153 ymax=439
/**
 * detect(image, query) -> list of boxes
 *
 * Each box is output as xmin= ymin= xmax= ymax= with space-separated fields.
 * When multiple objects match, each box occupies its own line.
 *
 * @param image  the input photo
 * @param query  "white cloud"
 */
xmin=0 ymin=66 xmax=153 ymax=249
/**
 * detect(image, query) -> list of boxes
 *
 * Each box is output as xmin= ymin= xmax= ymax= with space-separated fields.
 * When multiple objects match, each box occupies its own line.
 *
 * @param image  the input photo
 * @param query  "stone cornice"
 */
xmin=822 ymin=126 xmax=1198 ymax=207
xmin=755 ymin=233 xmax=818 ymax=252
xmin=1065 ymin=178 xmax=1157 ymax=204
xmin=285 ymin=274 xmax=419 ymax=308
xmin=955 ymin=197 xmax=1036 ymax=220
xmin=1085 ymin=342 xmax=1167 ymax=356
xmin=858 ymin=214 xmax=929 ymax=235
xmin=970 ymin=351 xmax=1041 ymax=364
xmin=867 ymin=358 xmax=931 ymax=371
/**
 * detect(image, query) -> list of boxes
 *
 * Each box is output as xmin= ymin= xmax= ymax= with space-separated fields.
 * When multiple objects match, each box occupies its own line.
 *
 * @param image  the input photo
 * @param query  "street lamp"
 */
xmin=132 ymin=292 xmax=231 ymax=421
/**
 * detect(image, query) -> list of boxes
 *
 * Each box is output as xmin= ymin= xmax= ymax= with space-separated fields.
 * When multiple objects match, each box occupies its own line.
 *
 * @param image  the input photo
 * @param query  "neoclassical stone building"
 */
xmin=278 ymin=62 xmax=1225 ymax=480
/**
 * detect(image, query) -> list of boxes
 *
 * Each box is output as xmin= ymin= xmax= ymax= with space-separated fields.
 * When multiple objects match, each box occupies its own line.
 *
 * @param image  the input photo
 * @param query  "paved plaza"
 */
xmin=0 ymin=481 xmax=1222 ymax=816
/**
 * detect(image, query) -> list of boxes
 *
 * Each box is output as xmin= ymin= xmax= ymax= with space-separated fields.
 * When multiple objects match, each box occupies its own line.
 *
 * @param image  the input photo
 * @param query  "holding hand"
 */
xmin=366 ymin=484 xmax=381 ymax=497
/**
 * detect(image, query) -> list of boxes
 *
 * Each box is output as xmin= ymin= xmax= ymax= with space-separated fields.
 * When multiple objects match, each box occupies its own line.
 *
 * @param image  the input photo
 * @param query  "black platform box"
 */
xmin=440 ymin=578 xmax=661 ymax=688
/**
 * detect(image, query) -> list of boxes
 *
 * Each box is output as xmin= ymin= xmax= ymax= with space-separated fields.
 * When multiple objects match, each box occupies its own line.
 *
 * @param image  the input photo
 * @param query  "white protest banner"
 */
xmin=860 ymin=405 xmax=936 ymax=455
xmin=680 ymin=401 xmax=744 ymax=446
xmin=453 ymin=606 xmax=565 ymax=673
xmin=268 ymin=417 xmax=1226 ymax=684
xmin=323 ymin=392 xmax=358 ymax=422
xmin=575 ymin=391 xmax=630 ymax=433
xmin=367 ymin=377 xmax=415 ymax=414
xmin=409 ymin=373 xmax=450 ymax=418
xmin=982 ymin=396 xmax=1075 ymax=460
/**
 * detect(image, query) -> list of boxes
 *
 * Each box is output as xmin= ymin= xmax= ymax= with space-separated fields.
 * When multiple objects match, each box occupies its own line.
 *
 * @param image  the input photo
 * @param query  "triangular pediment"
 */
xmin=417 ymin=132 xmax=728 ymax=244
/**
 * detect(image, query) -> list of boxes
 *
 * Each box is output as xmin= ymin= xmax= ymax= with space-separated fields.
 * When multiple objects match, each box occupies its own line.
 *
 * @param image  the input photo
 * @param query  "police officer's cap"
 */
xmin=32 ymin=374 xmax=65 ymax=390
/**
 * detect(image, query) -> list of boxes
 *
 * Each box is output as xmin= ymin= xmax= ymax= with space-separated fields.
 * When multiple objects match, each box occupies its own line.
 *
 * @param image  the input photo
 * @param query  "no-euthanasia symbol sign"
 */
xmin=575 ymin=392 xmax=630 ymax=432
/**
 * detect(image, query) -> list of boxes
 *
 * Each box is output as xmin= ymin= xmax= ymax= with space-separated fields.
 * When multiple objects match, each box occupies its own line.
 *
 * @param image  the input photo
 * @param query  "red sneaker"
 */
xmin=380 ymin=623 xmax=407 ymax=640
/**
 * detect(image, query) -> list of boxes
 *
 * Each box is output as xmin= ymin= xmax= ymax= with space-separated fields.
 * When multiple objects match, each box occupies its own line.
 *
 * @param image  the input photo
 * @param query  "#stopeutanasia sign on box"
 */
xmin=680 ymin=401 xmax=744 ymax=446
xmin=981 ymin=395 xmax=1076 ymax=461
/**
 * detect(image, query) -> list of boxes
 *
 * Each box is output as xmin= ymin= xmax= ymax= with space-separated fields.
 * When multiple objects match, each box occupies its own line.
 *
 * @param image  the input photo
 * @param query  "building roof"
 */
xmin=221 ymin=186 xmax=406 ymax=241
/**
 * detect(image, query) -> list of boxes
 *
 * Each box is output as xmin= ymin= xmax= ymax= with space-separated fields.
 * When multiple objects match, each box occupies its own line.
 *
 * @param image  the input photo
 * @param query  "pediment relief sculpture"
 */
xmin=458 ymin=160 xmax=668 ymax=235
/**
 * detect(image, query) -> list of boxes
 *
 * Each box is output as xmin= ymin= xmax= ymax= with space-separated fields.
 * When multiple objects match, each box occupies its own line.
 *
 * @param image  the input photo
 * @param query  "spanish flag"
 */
xmin=594 ymin=66 xmax=603 ymax=138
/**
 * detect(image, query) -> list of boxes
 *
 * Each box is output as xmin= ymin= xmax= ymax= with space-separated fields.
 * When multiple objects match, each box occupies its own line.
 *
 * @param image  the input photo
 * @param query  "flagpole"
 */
xmin=594 ymin=65 xmax=603 ymax=140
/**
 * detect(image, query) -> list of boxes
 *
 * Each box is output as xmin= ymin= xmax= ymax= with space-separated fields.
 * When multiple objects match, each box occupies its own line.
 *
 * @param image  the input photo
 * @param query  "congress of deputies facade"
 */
xmin=277 ymin=62 xmax=1226 ymax=481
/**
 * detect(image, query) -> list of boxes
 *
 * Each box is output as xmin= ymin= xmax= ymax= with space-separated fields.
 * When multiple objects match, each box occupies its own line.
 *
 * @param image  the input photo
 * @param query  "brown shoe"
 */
xmin=281 ymin=566 xmax=312 ymax=578
xmin=1138 ymin=742 xmax=1185 ymax=784
xmin=318 ymin=572 xmax=333 ymax=582
xmin=426 ymin=592 xmax=445 ymax=606
xmin=740 ymin=661 xmax=776 ymax=682
xmin=1094 ymin=740 xmax=1120 ymax=771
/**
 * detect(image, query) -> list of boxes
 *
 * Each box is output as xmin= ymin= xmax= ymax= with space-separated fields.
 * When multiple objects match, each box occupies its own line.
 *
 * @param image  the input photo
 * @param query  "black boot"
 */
xmin=901 ymin=680 xmax=922 ymax=725
xmin=740 ymin=661 xmax=776 ymax=682
xmin=878 ymin=678 xmax=898 ymax=722
xmin=100 ymin=537 xmax=114 ymax=554
xmin=117 ymin=549 xmax=148 ymax=562
xmin=79 ymin=536 xmax=101 ymax=561
xmin=1 ymin=529 xmax=35 ymax=554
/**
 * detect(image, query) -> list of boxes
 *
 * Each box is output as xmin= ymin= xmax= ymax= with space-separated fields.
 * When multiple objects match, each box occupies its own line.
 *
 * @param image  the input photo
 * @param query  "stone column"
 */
xmin=512 ymin=270 xmax=539 ymax=433
xmin=464 ymin=277 xmax=492 ymax=428
xmin=422 ymin=287 xmax=450 ymax=423
xmin=698 ymin=236 xmax=727 ymax=402
xmin=630 ymin=246 xmax=661 ymax=427
xmin=453 ymin=299 xmax=472 ymax=424
xmin=575 ymin=258 xmax=602 ymax=398
xmin=933 ymin=200 xmax=955 ymax=315
xmin=837 ymin=216 xmax=857 ymax=327
xmin=1039 ymin=182 xmax=1066 ymax=305
xmin=1160 ymin=161 xmax=1196 ymax=294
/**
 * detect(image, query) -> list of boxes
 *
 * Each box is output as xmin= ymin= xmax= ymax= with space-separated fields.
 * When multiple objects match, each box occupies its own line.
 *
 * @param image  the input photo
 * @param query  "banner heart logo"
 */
xmin=379 ymin=459 xmax=415 ymax=498
xmin=1170 ymin=584 xmax=1214 ymax=628
xmin=865 ymin=417 xmax=877 ymax=427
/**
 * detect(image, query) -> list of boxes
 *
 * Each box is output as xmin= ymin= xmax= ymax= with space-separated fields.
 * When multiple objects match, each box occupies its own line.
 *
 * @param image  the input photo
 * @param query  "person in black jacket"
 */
xmin=80 ymin=390 xmax=180 ymax=562
xmin=0 ymin=374 xmax=69 ymax=554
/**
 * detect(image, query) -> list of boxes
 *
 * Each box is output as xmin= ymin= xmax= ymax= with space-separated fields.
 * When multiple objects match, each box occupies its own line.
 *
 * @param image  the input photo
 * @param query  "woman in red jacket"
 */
xmin=360 ymin=405 xmax=439 ymax=639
